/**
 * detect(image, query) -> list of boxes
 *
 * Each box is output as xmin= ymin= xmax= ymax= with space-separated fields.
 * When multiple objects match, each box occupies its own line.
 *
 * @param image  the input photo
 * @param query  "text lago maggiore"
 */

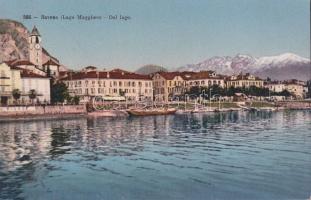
xmin=23 ymin=14 xmax=131 ymax=21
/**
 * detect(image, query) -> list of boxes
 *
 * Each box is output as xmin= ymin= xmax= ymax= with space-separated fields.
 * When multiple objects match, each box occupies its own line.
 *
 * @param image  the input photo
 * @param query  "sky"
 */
xmin=0 ymin=0 xmax=310 ymax=70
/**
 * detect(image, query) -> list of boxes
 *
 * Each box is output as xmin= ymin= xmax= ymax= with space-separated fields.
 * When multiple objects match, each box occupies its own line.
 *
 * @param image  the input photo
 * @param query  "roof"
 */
xmin=227 ymin=73 xmax=263 ymax=81
xmin=60 ymin=70 xmax=152 ymax=81
xmin=155 ymin=72 xmax=184 ymax=80
xmin=30 ymin=26 xmax=40 ymax=36
xmin=85 ymin=66 xmax=97 ymax=69
xmin=42 ymin=48 xmax=60 ymax=64
xmin=4 ymin=59 xmax=17 ymax=66
xmin=20 ymin=70 xmax=48 ymax=79
xmin=283 ymin=79 xmax=306 ymax=86
xmin=43 ymin=59 xmax=60 ymax=66
xmin=11 ymin=60 xmax=35 ymax=67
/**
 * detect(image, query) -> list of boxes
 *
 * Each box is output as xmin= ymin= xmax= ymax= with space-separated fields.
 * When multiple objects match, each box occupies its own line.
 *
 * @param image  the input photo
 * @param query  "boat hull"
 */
xmin=127 ymin=109 xmax=177 ymax=116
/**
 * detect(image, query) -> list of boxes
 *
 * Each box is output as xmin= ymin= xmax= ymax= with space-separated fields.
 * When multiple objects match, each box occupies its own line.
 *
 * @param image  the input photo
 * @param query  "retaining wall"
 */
xmin=276 ymin=101 xmax=311 ymax=109
xmin=0 ymin=105 xmax=86 ymax=117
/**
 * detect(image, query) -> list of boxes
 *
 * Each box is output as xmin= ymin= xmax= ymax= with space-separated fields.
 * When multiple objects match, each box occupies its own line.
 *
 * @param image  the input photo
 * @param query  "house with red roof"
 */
xmin=152 ymin=71 xmax=225 ymax=102
xmin=60 ymin=68 xmax=153 ymax=102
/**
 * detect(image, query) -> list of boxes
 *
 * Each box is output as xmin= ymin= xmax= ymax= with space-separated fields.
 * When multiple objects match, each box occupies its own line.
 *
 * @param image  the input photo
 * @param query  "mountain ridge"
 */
xmin=177 ymin=53 xmax=311 ymax=81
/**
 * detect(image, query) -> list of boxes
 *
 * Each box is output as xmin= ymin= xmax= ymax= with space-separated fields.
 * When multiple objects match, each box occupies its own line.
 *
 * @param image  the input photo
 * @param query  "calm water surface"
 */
xmin=0 ymin=111 xmax=311 ymax=200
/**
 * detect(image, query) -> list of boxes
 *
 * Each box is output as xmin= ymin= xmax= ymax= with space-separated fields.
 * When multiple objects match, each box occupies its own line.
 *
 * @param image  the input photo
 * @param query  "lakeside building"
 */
xmin=265 ymin=81 xmax=286 ymax=93
xmin=226 ymin=73 xmax=264 ymax=88
xmin=60 ymin=68 xmax=153 ymax=102
xmin=0 ymin=62 xmax=50 ymax=105
xmin=282 ymin=80 xmax=308 ymax=99
xmin=265 ymin=80 xmax=308 ymax=99
xmin=20 ymin=70 xmax=51 ymax=104
xmin=152 ymin=71 xmax=225 ymax=102
xmin=0 ymin=63 xmax=22 ymax=105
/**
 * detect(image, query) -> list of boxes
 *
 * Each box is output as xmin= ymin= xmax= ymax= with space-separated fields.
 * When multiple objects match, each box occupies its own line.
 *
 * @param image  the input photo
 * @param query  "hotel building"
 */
xmin=61 ymin=68 xmax=153 ymax=102
xmin=152 ymin=71 xmax=225 ymax=102
xmin=226 ymin=73 xmax=264 ymax=88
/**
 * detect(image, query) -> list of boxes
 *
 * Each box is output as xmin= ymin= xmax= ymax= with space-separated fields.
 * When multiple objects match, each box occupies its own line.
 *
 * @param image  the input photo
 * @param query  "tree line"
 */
xmin=182 ymin=85 xmax=291 ymax=99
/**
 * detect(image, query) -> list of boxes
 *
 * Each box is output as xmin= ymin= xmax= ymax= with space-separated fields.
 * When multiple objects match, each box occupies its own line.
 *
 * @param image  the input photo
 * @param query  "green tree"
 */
xmin=28 ymin=89 xmax=37 ymax=104
xmin=72 ymin=96 xmax=80 ymax=105
xmin=279 ymin=89 xmax=291 ymax=97
xmin=12 ymin=89 xmax=21 ymax=104
xmin=51 ymin=81 xmax=69 ymax=104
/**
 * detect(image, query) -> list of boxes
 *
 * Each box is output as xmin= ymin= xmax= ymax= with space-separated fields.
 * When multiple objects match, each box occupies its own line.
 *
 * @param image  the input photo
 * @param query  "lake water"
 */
xmin=0 ymin=111 xmax=311 ymax=200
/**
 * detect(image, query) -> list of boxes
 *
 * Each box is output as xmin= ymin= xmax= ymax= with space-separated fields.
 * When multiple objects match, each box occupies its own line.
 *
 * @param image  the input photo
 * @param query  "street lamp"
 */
xmin=209 ymin=88 xmax=213 ymax=111
xmin=184 ymin=94 xmax=189 ymax=111
xmin=199 ymin=89 xmax=206 ymax=106
xmin=213 ymin=94 xmax=222 ymax=111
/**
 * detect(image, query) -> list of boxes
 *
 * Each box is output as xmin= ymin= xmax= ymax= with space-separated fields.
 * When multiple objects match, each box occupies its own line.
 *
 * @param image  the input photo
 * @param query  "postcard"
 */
xmin=0 ymin=0 xmax=310 ymax=199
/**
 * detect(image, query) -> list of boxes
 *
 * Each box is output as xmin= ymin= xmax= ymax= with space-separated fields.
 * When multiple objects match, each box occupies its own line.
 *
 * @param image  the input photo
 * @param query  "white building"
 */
xmin=266 ymin=82 xmax=286 ymax=93
xmin=61 ymin=69 xmax=153 ymax=102
xmin=20 ymin=70 xmax=51 ymax=104
xmin=43 ymin=59 xmax=60 ymax=78
xmin=266 ymin=80 xmax=308 ymax=99
xmin=0 ymin=62 xmax=22 ymax=105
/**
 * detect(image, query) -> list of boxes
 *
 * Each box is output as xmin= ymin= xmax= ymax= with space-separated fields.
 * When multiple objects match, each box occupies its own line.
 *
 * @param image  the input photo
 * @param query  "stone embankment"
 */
xmin=0 ymin=105 xmax=86 ymax=121
xmin=276 ymin=101 xmax=311 ymax=109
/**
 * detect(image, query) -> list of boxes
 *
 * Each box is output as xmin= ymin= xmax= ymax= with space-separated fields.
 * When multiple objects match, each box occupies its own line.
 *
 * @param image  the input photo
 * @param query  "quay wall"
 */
xmin=276 ymin=101 xmax=311 ymax=109
xmin=0 ymin=105 xmax=86 ymax=117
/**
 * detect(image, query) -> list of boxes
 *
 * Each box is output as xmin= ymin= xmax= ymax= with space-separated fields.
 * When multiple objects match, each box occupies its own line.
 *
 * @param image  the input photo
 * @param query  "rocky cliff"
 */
xmin=0 ymin=19 xmax=29 ymax=62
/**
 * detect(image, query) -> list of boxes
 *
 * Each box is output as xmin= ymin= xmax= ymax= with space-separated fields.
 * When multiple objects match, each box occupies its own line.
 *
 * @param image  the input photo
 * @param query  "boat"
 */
xmin=127 ymin=108 xmax=177 ymax=116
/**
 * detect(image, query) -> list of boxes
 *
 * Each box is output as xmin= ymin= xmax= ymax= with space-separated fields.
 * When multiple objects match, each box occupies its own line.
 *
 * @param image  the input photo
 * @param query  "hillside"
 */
xmin=135 ymin=64 xmax=168 ymax=75
xmin=0 ymin=19 xmax=29 ymax=62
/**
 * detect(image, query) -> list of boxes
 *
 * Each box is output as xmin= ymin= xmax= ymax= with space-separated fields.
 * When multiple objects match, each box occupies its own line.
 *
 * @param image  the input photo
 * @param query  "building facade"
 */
xmin=0 ymin=63 xmax=22 ymax=105
xmin=20 ymin=70 xmax=51 ymax=104
xmin=266 ymin=79 xmax=308 ymax=99
xmin=266 ymin=82 xmax=286 ymax=93
xmin=61 ymin=70 xmax=153 ymax=102
xmin=153 ymin=71 xmax=225 ymax=102
xmin=226 ymin=73 xmax=264 ymax=88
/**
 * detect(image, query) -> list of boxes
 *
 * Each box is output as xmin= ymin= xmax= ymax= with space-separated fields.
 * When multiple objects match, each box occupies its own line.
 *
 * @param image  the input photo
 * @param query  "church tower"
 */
xmin=28 ymin=26 xmax=42 ymax=67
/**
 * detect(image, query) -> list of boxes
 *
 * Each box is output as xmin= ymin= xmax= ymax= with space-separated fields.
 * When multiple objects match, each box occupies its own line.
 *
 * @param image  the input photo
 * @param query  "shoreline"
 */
xmin=0 ymin=113 xmax=87 ymax=123
xmin=1 ymin=107 xmax=311 ymax=122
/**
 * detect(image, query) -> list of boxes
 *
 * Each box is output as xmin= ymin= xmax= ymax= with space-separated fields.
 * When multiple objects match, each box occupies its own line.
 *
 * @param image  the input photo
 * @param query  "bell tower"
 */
xmin=28 ymin=26 xmax=42 ymax=67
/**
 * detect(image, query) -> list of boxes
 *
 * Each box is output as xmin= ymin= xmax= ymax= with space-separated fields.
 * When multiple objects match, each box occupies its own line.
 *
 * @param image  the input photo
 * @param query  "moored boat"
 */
xmin=127 ymin=108 xmax=177 ymax=116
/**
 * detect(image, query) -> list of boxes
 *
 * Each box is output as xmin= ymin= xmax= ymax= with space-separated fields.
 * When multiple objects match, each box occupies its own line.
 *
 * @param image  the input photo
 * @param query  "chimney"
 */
xmin=107 ymin=71 xmax=110 ymax=78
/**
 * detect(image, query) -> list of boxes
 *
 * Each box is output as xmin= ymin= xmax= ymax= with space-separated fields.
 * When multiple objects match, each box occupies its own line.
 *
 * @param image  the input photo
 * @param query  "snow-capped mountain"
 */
xmin=177 ymin=53 xmax=311 ymax=80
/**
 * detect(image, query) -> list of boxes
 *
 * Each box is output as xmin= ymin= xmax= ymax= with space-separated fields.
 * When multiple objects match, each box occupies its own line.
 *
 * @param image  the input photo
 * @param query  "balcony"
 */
xmin=0 ymin=76 xmax=10 ymax=79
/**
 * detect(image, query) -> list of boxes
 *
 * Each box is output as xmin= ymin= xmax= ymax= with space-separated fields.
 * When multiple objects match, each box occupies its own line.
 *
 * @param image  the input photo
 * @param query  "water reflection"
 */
xmin=0 ymin=111 xmax=311 ymax=200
